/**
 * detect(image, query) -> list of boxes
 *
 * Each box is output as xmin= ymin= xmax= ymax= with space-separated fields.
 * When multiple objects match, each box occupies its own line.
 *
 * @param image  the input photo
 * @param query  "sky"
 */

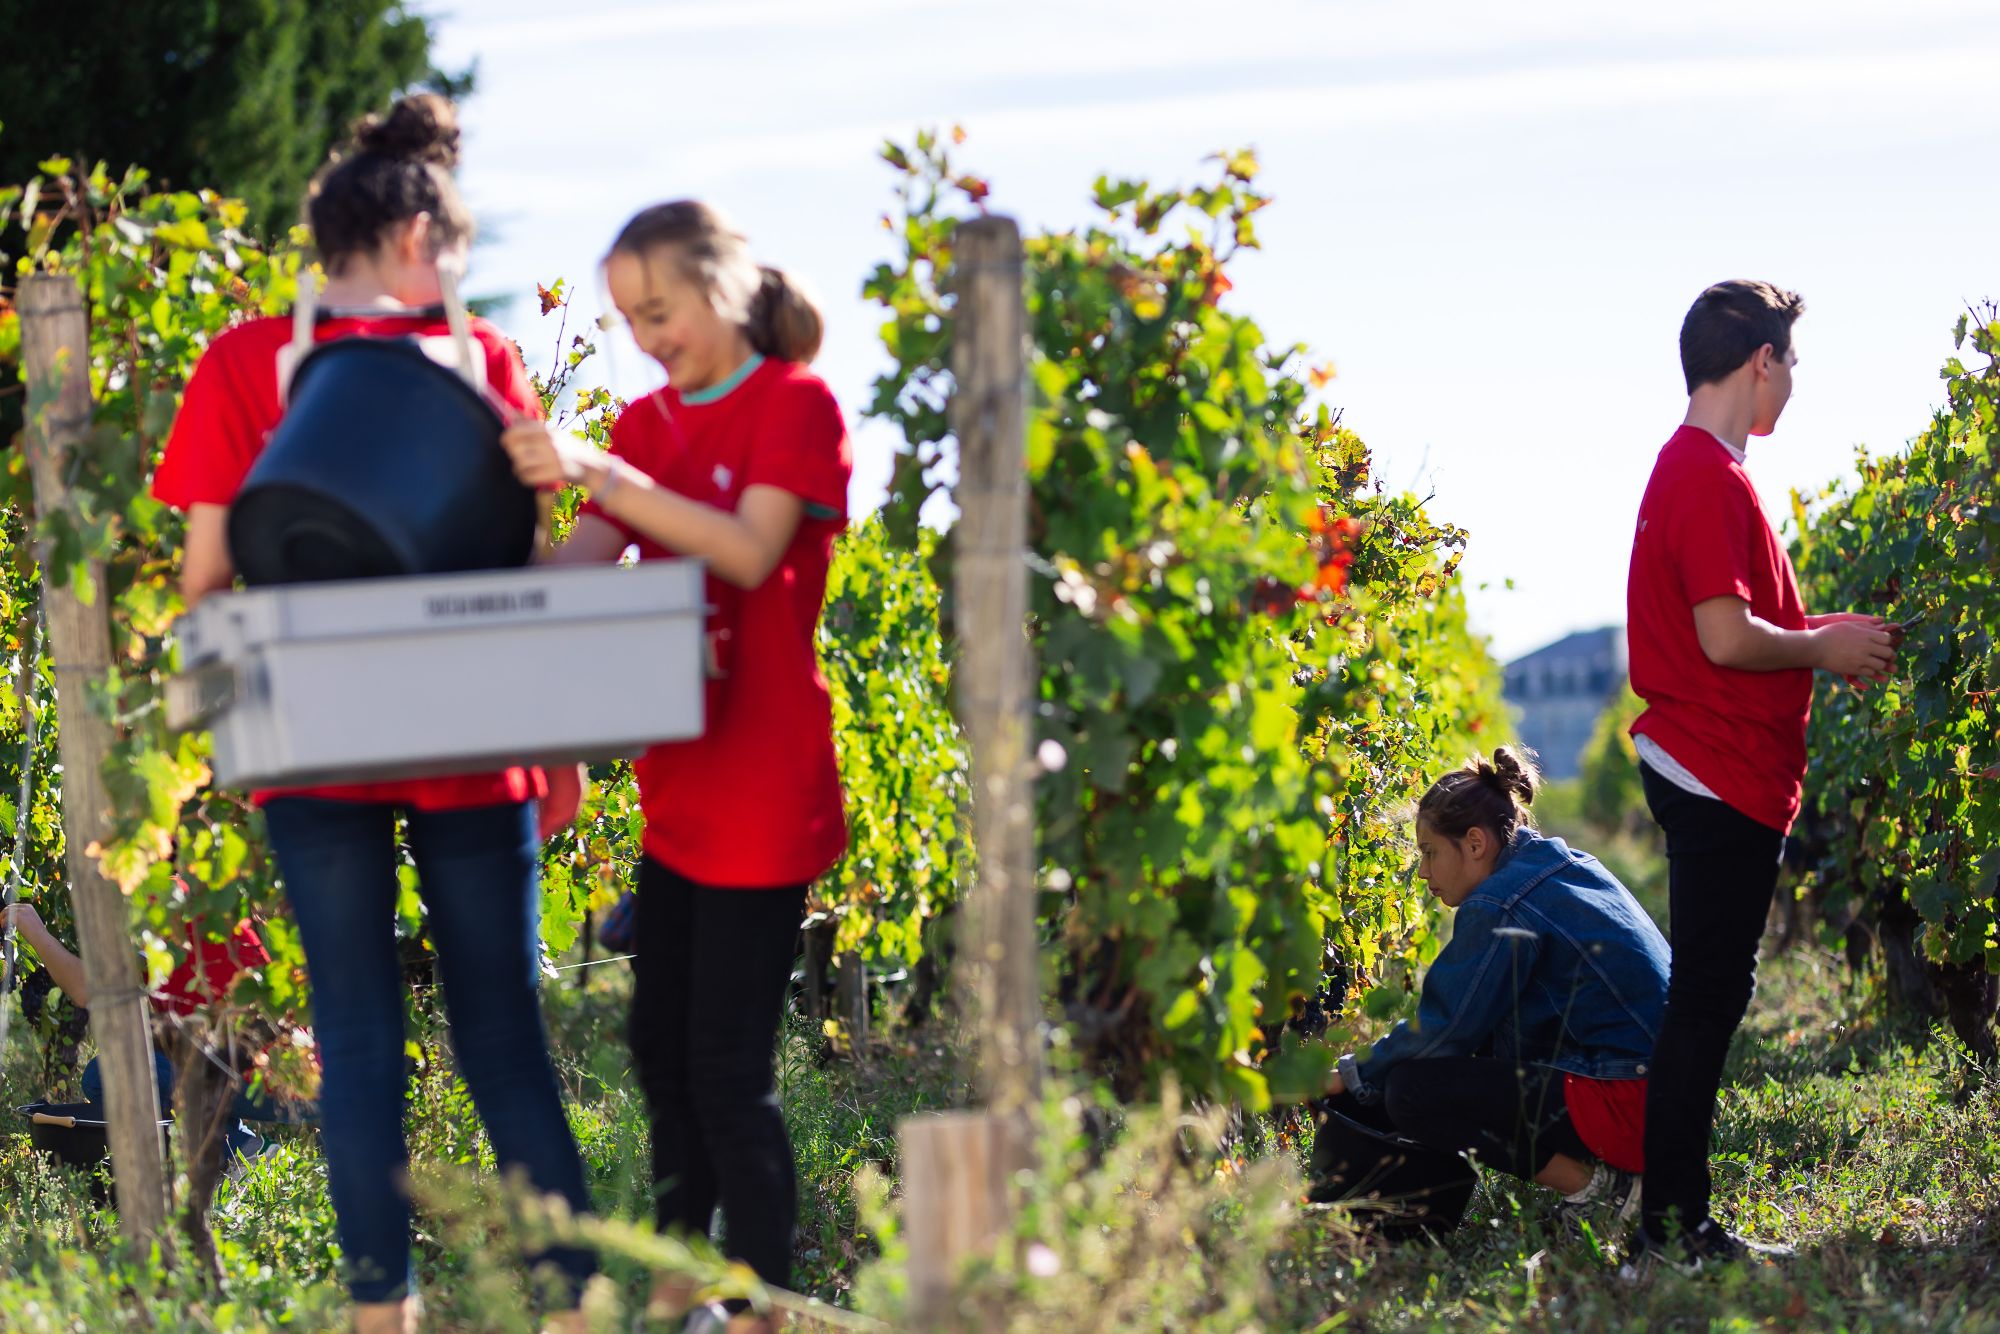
xmin=429 ymin=0 xmax=2000 ymax=663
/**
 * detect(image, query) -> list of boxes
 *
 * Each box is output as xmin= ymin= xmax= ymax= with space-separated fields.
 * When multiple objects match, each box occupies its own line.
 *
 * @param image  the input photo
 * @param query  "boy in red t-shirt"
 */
xmin=1623 ymin=281 xmax=1896 ymax=1272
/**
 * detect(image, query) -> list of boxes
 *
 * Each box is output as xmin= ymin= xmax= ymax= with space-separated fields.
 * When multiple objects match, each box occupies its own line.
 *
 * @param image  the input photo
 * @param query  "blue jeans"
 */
xmin=81 ymin=1048 xmax=279 ymax=1159
xmin=262 ymin=797 xmax=594 ymax=1304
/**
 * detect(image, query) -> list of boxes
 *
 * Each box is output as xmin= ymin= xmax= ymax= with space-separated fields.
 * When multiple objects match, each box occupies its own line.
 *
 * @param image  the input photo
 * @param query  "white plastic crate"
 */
xmin=170 ymin=562 xmax=707 ymax=789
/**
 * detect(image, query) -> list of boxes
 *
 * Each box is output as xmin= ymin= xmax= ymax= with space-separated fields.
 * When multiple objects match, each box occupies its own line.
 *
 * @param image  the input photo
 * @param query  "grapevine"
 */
xmin=1795 ymin=308 xmax=2000 ymax=1059
xmin=866 ymin=133 xmax=1506 ymax=1105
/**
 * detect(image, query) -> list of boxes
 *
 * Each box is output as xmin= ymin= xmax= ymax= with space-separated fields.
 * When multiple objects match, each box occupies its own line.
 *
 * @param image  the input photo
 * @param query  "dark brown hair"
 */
xmin=1679 ymin=280 xmax=1805 ymax=394
xmin=1417 ymin=747 xmax=1541 ymax=847
xmin=306 ymin=93 xmax=474 ymax=273
xmin=608 ymin=200 xmax=823 ymax=363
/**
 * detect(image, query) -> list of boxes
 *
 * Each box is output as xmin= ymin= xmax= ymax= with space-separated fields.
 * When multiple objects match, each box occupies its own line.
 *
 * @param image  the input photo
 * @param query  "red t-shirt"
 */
xmin=585 ymin=358 xmax=852 ymax=887
xmin=154 ymin=312 xmax=547 ymax=810
xmin=1563 ymin=1073 xmax=1646 ymax=1173
xmin=1626 ymin=426 xmax=1812 ymax=833
xmin=151 ymin=921 xmax=271 ymax=1017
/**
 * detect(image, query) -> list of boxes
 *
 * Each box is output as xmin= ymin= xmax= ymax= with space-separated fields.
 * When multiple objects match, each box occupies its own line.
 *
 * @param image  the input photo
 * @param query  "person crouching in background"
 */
xmin=1309 ymin=748 xmax=1669 ymax=1238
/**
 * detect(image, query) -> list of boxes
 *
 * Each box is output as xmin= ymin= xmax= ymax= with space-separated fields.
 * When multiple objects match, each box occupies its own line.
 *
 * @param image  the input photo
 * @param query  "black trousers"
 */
xmin=628 ymin=857 xmax=808 ymax=1289
xmin=1638 ymin=763 xmax=1785 ymax=1234
xmin=1310 ymin=1058 xmax=1590 ymax=1234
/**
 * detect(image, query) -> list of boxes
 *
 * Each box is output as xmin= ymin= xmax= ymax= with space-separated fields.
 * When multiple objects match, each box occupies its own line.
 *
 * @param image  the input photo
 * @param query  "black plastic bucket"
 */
xmin=227 ymin=337 xmax=537 ymax=586
xmin=18 ymin=1101 xmax=173 ymax=1173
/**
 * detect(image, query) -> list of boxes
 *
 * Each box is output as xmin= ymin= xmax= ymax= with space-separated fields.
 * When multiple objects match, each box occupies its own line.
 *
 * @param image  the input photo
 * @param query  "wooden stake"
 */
xmin=899 ymin=216 xmax=1038 ymax=1329
xmin=900 ymin=1112 xmax=1013 ymax=1330
xmin=948 ymin=216 xmax=1040 ymax=1124
xmin=19 ymin=273 xmax=171 ymax=1246
xmin=835 ymin=950 xmax=870 ymax=1053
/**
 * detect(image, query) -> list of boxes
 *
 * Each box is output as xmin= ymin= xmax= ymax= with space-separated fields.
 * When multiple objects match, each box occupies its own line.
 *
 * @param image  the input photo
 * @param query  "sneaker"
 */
xmin=1554 ymin=1162 xmax=1642 ymax=1235
xmin=1619 ymin=1217 xmax=1794 ymax=1279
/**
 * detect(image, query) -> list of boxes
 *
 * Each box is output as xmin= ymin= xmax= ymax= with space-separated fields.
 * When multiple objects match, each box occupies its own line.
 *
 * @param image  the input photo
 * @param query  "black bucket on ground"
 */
xmin=18 ymin=1101 xmax=173 ymax=1176
xmin=227 ymin=337 xmax=536 ymax=586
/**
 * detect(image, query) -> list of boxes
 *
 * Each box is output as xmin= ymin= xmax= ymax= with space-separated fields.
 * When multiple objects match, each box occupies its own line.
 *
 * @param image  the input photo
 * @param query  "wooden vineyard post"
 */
xmin=900 ymin=1112 xmax=1015 ymax=1325
xmin=899 ymin=215 xmax=1039 ymax=1328
xmin=948 ymin=216 xmax=1040 ymax=1125
xmin=19 ymin=273 xmax=171 ymax=1246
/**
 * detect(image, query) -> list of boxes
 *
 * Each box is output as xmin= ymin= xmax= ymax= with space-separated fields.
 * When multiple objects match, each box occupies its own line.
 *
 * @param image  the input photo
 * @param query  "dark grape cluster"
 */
xmin=18 ymin=966 xmax=54 ymax=1024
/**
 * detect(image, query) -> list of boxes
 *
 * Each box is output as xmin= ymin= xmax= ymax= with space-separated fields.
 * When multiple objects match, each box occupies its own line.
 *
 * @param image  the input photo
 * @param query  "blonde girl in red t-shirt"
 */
xmin=154 ymin=95 xmax=595 ymax=1334
xmin=502 ymin=202 xmax=851 ymax=1331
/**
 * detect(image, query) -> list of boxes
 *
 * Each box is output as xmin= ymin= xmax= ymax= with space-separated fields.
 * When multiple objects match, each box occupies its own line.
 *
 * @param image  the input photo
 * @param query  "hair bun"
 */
xmin=354 ymin=93 xmax=460 ymax=169
xmin=1488 ymin=746 xmax=1541 ymax=807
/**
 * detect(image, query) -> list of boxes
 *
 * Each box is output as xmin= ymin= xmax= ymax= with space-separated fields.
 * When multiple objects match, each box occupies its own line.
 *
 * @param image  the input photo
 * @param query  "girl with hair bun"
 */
xmin=1307 ymin=747 xmax=1671 ymax=1240
xmin=155 ymin=93 xmax=596 ymax=1334
xmin=502 ymin=200 xmax=851 ymax=1331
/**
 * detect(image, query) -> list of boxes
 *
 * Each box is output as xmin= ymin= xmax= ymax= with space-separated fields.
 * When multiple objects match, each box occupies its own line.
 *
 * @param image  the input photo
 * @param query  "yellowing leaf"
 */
xmin=154 ymin=218 xmax=211 ymax=249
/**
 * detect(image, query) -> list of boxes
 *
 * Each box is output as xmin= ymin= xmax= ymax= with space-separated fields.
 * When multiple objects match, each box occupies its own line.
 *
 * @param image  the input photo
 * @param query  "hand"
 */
xmin=1324 ymin=1069 xmax=1345 ymax=1098
xmin=1812 ymin=619 xmax=1896 ymax=680
xmin=3 ymin=902 xmax=47 ymax=945
xmin=537 ymin=763 xmax=586 ymax=842
xmin=1815 ymin=612 xmax=1914 ymax=651
xmin=500 ymin=421 xmax=609 ymax=492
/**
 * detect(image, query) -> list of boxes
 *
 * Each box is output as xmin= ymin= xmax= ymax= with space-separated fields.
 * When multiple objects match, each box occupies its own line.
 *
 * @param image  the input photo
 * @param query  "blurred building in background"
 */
xmin=1503 ymin=626 xmax=1626 ymax=781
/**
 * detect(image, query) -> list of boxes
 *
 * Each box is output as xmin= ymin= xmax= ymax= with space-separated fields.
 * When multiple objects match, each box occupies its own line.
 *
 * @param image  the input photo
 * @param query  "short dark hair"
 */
xmin=1679 ymin=280 xmax=1805 ymax=394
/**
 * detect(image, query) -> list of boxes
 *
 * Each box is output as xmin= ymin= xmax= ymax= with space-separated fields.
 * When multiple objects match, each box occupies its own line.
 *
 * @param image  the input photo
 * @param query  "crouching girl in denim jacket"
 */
xmin=1310 ymin=747 xmax=1670 ymax=1237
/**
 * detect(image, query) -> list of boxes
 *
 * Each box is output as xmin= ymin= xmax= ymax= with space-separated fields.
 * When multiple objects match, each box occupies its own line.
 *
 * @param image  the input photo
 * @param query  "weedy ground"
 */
xmin=0 ymin=946 xmax=1993 ymax=1331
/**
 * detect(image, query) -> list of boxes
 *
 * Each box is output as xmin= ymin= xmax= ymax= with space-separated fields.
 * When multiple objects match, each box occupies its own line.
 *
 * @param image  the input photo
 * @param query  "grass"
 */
xmin=2 ymin=941 xmax=1997 ymax=1329
xmin=1270 ymin=952 xmax=2000 ymax=1332
xmin=0 ymin=958 xmax=959 ymax=1331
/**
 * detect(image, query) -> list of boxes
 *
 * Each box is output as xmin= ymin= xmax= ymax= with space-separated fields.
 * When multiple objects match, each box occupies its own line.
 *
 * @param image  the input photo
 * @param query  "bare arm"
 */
xmin=181 ymin=505 xmax=235 ymax=609
xmin=502 ymin=422 xmax=803 ymax=588
xmin=592 ymin=471 xmax=803 ymax=589
xmin=3 ymin=904 xmax=89 ymax=1007
xmin=1693 ymin=596 xmax=1894 ymax=678
xmin=541 ymin=513 xmax=631 ymax=566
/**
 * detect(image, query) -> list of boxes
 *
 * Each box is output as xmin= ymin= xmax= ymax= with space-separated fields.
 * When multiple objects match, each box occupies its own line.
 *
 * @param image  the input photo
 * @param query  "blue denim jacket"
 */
xmin=1338 ymin=828 xmax=1670 ymax=1103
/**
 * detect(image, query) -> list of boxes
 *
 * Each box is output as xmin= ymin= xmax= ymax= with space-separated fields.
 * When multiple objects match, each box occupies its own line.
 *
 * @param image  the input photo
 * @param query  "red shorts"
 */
xmin=1564 ymin=1074 xmax=1647 ymax=1173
